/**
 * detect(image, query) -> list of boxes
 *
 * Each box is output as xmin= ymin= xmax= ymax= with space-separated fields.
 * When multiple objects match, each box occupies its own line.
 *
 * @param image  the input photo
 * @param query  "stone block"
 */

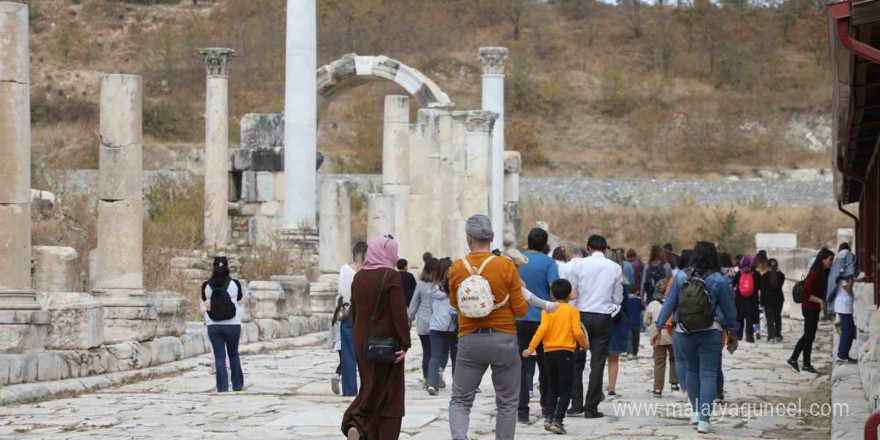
xmin=142 ymin=337 xmax=183 ymax=366
xmin=755 ymin=233 xmax=798 ymax=250
xmin=152 ymin=291 xmax=186 ymax=337
xmin=0 ymin=3 xmax=29 ymax=84
xmin=309 ymin=279 xmax=338 ymax=314
xmin=248 ymin=216 xmax=280 ymax=247
xmin=102 ymin=306 xmax=158 ymax=344
xmin=0 ymin=322 xmax=47 ymax=353
xmin=36 ymin=351 xmax=68 ymax=382
xmin=261 ymin=200 xmax=282 ymax=217
xmin=0 ymin=354 xmax=37 ymax=385
xmin=241 ymin=321 xmax=259 ymax=344
xmin=99 ymin=74 xmax=142 ymax=148
xmin=255 ymin=171 xmax=274 ymax=202
xmin=0 ymin=203 xmax=31 ymax=290
xmin=33 ymin=246 xmax=79 ymax=294
xmin=30 ymin=189 xmax=55 ymax=220
xmin=94 ymin=199 xmax=143 ymax=291
xmin=242 ymin=170 xmax=257 ymax=202
xmin=252 ymin=148 xmax=284 ymax=172
xmin=98 ymin=145 xmax=143 ymax=201
xmin=180 ymin=331 xmax=210 ymax=359
xmin=503 ymin=150 xmax=522 ymax=174
xmin=248 ymin=281 xmax=286 ymax=319
xmin=319 ymin=180 xmax=352 ymax=273
xmin=229 ymin=148 xmax=253 ymax=172
xmin=255 ymin=318 xmax=292 ymax=341
xmin=273 ymin=172 xmax=285 ymax=201
xmin=240 ymin=113 xmax=284 ymax=150
xmin=42 ymin=292 xmax=104 ymax=350
xmin=366 ymin=193 xmax=395 ymax=239
xmin=0 ymin=82 xmax=30 ymax=204
xmin=270 ymin=275 xmax=311 ymax=316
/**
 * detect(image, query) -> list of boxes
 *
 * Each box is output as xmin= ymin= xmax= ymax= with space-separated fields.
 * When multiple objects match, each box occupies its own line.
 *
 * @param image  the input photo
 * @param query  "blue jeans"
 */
xmin=717 ymin=355 xmax=724 ymax=395
xmin=838 ymin=313 xmax=855 ymax=360
xmin=678 ymin=329 xmax=723 ymax=422
xmin=340 ymin=319 xmax=358 ymax=396
xmin=429 ymin=330 xmax=458 ymax=389
xmin=672 ymin=332 xmax=687 ymax=393
xmin=207 ymin=324 xmax=243 ymax=392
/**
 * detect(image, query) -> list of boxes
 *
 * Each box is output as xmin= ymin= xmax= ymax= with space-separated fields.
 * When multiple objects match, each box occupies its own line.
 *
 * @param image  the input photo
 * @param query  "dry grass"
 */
xmin=520 ymin=201 xmax=852 ymax=257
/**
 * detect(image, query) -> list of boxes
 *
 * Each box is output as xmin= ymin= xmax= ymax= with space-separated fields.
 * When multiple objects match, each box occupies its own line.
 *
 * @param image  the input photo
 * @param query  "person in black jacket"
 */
xmin=397 ymin=259 xmax=417 ymax=306
xmin=761 ymin=259 xmax=786 ymax=343
xmin=732 ymin=255 xmax=761 ymax=343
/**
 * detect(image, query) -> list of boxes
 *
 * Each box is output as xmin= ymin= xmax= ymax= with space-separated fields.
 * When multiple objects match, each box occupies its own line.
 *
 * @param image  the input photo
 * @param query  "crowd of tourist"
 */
xmin=197 ymin=214 xmax=860 ymax=439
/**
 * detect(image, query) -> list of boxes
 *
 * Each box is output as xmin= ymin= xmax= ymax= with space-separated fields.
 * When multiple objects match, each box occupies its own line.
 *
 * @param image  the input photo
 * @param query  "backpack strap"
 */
xmin=462 ymin=255 xmax=496 ymax=276
xmin=364 ymin=270 xmax=391 ymax=347
xmin=476 ymin=255 xmax=496 ymax=275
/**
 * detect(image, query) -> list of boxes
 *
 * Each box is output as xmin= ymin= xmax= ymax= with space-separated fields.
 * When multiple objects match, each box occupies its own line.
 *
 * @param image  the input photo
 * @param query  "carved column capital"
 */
xmin=199 ymin=48 xmax=235 ymax=76
xmin=479 ymin=47 xmax=509 ymax=75
xmin=465 ymin=110 xmax=497 ymax=133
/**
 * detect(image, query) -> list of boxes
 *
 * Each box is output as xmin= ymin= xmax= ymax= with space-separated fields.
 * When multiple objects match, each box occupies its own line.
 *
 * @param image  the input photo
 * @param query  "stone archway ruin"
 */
xmin=316 ymin=54 xmax=453 ymax=115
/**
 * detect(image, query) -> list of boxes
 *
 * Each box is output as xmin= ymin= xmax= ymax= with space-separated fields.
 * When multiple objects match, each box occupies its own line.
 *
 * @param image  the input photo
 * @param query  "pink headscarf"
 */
xmin=361 ymin=236 xmax=399 ymax=271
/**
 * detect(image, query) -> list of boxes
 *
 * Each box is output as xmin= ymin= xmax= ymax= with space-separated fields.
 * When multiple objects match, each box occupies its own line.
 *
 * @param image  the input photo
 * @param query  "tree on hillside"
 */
xmin=493 ymin=0 xmax=536 ymax=40
xmin=619 ymin=0 xmax=643 ymax=38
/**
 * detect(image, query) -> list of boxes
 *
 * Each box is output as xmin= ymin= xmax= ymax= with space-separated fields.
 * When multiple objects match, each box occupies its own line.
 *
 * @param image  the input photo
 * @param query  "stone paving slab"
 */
xmin=0 ymin=319 xmax=835 ymax=439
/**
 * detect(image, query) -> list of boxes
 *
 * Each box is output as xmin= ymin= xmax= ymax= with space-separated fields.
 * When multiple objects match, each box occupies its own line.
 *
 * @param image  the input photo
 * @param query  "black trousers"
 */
xmin=791 ymin=309 xmax=820 ymax=366
xmin=629 ymin=325 xmax=640 ymax=356
xmin=544 ymin=350 xmax=575 ymax=423
xmin=572 ymin=312 xmax=612 ymax=413
xmin=517 ymin=321 xmax=546 ymax=418
xmin=764 ymin=303 xmax=783 ymax=339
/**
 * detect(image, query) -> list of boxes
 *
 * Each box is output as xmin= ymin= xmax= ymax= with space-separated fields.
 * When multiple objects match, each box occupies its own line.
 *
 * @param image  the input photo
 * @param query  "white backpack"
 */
xmin=457 ymin=256 xmax=509 ymax=318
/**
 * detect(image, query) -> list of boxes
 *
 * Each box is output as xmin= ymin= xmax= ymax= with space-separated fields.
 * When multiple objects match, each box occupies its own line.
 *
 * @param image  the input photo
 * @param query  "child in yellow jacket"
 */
xmin=522 ymin=279 xmax=588 ymax=435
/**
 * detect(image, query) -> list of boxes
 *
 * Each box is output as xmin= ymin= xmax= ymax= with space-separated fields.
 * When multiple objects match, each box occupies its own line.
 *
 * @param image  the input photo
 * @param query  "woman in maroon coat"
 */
xmin=342 ymin=236 xmax=412 ymax=440
xmin=786 ymin=248 xmax=834 ymax=375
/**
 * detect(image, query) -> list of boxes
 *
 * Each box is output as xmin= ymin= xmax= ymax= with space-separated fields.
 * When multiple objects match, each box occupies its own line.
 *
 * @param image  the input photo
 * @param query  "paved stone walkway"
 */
xmin=0 ymin=319 xmax=833 ymax=439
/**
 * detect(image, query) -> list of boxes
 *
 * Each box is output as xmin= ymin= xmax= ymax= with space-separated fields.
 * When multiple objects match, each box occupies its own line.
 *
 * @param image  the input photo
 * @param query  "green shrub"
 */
xmin=144 ymin=174 xmax=204 ymax=247
xmin=143 ymin=101 xmax=201 ymax=142
xmin=696 ymin=208 xmax=749 ymax=256
xmin=506 ymin=117 xmax=547 ymax=169
xmin=31 ymin=87 xmax=99 ymax=126
xmin=599 ymin=69 xmax=637 ymax=117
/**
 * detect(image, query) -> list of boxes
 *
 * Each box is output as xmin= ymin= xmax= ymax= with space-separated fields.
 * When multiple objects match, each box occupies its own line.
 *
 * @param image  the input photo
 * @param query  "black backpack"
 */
xmin=677 ymin=269 xmax=717 ymax=333
xmin=207 ymin=278 xmax=237 ymax=321
xmin=792 ymin=277 xmax=804 ymax=304
xmin=643 ymin=265 xmax=666 ymax=298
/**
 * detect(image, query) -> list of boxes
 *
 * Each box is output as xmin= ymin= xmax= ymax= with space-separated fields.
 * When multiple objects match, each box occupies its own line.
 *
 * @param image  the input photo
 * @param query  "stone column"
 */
xmin=318 ymin=180 xmax=352 ymax=274
xmin=463 ymin=111 xmax=496 ymax=221
xmin=479 ymin=47 xmax=508 ymax=250
xmin=503 ymin=151 xmax=523 ymax=249
xmin=0 ymin=2 xmax=51 ymax=352
xmin=366 ymin=193 xmax=396 ymax=240
xmin=93 ymin=74 xmax=156 ymax=343
xmin=283 ymin=0 xmax=318 ymax=230
xmin=382 ymin=96 xmax=412 ymax=260
xmin=200 ymin=48 xmax=234 ymax=251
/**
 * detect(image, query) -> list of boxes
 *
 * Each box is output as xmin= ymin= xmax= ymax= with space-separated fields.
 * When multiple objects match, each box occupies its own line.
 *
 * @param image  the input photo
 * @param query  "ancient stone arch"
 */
xmin=316 ymin=53 xmax=453 ymax=115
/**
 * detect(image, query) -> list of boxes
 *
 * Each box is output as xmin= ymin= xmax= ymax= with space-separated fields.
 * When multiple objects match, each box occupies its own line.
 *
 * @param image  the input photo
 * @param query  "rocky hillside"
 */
xmin=22 ymin=0 xmax=833 ymax=179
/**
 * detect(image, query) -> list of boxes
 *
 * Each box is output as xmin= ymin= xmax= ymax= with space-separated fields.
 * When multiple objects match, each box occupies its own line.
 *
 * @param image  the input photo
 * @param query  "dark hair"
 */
xmin=420 ymin=258 xmax=441 ymax=283
xmin=396 ymin=259 xmax=408 ymax=270
xmin=423 ymin=252 xmax=433 ymax=264
xmin=664 ymin=243 xmax=674 ymax=252
xmin=649 ymin=245 xmax=665 ymax=264
xmin=438 ymin=257 xmax=453 ymax=294
xmin=571 ymin=248 xmax=586 ymax=258
xmin=768 ymin=258 xmax=779 ymax=269
xmin=492 ymin=248 xmax=502 ymax=256
xmin=719 ymin=253 xmax=734 ymax=268
xmin=542 ymin=244 xmax=551 ymax=255
xmin=552 ymin=246 xmax=567 ymax=262
xmin=211 ymin=256 xmax=230 ymax=280
xmin=551 ymin=279 xmax=572 ymax=300
xmin=810 ymin=248 xmax=835 ymax=275
xmin=528 ymin=228 xmax=549 ymax=251
xmin=839 ymin=242 xmax=851 ymax=252
xmin=332 ymin=296 xmax=344 ymax=326
xmin=587 ymin=235 xmax=607 ymax=252
xmin=626 ymin=248 xmax=638 ymax=259
xmin=352 ymin=242 xmax=368 ymax=269
xmin=755 ymin=251 xmax=769 ymax=273
xmin=692 ymin=241 xmax=720 ymax=273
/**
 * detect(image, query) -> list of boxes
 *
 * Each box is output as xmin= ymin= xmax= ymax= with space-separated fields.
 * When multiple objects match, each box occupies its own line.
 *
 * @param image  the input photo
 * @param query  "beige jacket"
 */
xmin=644 ymin=301 xmax=673 ymax=346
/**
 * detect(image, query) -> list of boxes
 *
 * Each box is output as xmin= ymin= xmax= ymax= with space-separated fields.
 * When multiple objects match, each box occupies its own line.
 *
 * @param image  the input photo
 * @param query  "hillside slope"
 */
xmin=24 ymin=0 xmax=832 ymax=179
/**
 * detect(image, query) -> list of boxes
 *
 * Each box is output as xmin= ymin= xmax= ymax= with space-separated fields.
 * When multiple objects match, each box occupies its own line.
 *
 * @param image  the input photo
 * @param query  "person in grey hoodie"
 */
xmin=409 ymin=258 xmax=441 ymax=387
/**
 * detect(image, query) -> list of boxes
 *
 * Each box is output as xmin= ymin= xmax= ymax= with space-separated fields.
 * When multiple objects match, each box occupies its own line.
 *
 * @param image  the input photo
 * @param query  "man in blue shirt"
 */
xmin=516 ymin=228 xmax=560 ymax=423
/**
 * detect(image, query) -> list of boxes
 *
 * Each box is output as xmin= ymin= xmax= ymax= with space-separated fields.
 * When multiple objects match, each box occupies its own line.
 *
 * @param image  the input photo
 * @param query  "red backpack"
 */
xmin=739 ymin=273 xmax=755 ymax=298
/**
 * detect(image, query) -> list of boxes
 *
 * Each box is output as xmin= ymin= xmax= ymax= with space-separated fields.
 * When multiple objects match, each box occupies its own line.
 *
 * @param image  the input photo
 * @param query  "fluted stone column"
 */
xmin=503 ymin=151 xmax=522 ymax=249
xmin=200 ymin=48 xmax=234 ymax=251
xmin=0 ymin=2 xmax=51 ymax=352
xmin=318 ymin=180 xmax=351 ymax=273
xmin=463 ymin=111 xmax=496 ymax=221
xmin=480 ymin=47 xmax=508 ymax=250
xmin=93 ymin=74 xmax=157 ymax=343
xmin=284 ymin=0 xmax=318 ymax=230
xmin=382 ymin=96 xmax=412 ymax=260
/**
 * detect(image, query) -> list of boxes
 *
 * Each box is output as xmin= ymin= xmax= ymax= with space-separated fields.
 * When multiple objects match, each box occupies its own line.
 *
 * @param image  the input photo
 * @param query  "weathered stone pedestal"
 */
xmin=318 ymin=180 xmax=351 ymax=273
xmin=270 ymin=275 xmax=312 ymax=316
xmin=309 ymin=275 xmax=339 ymax=314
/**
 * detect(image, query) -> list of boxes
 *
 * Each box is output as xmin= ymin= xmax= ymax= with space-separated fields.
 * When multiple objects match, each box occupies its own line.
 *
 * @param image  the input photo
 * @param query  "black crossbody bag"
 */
xmin=365 ymin=270 xmax=400 ymax=365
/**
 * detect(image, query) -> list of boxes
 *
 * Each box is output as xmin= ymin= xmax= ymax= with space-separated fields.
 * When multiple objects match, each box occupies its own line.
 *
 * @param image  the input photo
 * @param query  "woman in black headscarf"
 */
xmin=201 ymin=256 xmax=245 ymax=392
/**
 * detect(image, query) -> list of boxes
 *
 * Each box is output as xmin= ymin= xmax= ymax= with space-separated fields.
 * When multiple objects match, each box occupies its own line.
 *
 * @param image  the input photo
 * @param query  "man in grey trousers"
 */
xmin=447 ymin=215 xmax=530 ymax=440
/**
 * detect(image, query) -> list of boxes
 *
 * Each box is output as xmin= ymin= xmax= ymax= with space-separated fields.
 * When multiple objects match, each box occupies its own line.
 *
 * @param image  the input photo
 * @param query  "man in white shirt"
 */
xmin=558 ymin=247 xmax=585 ymax=282
xmin=567 ymin=235 xmax=623 ymax=418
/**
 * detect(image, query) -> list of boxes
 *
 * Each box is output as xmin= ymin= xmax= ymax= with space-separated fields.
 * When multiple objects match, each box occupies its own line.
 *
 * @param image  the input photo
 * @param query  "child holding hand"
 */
xmin=522 ymin=279 xmax=588 ymax=435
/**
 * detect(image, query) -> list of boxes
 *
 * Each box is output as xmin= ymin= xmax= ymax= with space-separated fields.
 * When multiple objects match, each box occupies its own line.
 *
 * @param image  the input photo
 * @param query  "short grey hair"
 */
xmin=465 ymin=214 xmax=493 ymax=242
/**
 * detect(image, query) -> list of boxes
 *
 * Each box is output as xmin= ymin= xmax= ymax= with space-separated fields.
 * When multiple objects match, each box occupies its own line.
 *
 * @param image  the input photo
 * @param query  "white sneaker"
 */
xmin=347 ymin=426 xmax=360 ymax=440
xmin=427 ymin=387 xmax=438 ymax=396
xmin=331 ymin=375 xmax=340 ymax=395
